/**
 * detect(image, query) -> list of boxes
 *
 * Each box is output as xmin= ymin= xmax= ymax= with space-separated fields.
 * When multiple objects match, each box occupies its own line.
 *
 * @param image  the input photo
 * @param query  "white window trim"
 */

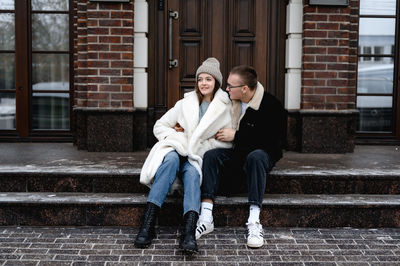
xmin=134 ymin=0 xmax=148 ymax=109
xmin=285 ymin=0 xmax=303 ymax=110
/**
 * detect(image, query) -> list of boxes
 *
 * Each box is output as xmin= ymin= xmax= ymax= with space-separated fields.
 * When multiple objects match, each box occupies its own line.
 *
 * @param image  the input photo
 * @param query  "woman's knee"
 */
xmin=163 ymin=150 xmax=180 ymax=165
xmin=183 ymin=166 xmax=200 ymax=182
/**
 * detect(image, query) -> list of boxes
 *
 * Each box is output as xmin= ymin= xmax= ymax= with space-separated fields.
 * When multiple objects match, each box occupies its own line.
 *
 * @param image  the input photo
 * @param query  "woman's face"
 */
xmin=197 ymin=73 xmax=215 ymax=99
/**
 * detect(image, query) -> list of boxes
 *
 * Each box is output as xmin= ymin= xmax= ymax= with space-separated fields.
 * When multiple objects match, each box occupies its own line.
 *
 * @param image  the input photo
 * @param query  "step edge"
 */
xmin=1 ymin=193 xmax=400 ymax=207
xmin=1 ymin=169 xmax=400 ymax=177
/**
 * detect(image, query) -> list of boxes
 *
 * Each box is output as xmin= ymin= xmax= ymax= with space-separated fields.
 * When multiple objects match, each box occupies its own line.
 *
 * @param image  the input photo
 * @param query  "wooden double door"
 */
xmin=149 ymin=0 xmax=287 ymax=117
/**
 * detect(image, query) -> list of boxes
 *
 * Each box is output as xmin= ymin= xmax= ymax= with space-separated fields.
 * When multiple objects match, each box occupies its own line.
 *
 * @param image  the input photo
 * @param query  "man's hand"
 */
xmin=174 ymin=123 xmax=184 ymax=132
xmin=216 ymin=128 xmax=235 ymax=142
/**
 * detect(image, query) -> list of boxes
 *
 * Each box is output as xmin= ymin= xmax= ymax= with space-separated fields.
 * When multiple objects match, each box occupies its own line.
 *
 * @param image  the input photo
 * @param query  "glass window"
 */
xmin=363 ymin=46 xmax=371 ymax=54
xmin=31 ymin=0 xmax=68 ymax=11
xmin=374 ymin=46 xmax=383 ymax=55
xmin=0 ymin=54 xmax=15 ymax=91
xmin=357 ymin=96 xmax=393 ymax=133
xmin=357 ymin=60 xmax=393 ymax=94
xmin=357 ymin=0 xmax=397 ymax=135
xmin=32 ymin=54 xmax=69 ymax=90
xmin=359 ymin=18 xmax=395 ymax=48
xmin=360 ymin=0 xmax=396 ymax=15
xmin=32 ymin=93 xmax=69 ymax=130
xmin=0 ymin=14 xmax=15 ymax=50
xmin=0 ymin=0 xmax=14 ymax=10
xmin=0 ymin=92 xmax=16 ymax=129
xmin=32 ymin=14 xmax=69 ymax=51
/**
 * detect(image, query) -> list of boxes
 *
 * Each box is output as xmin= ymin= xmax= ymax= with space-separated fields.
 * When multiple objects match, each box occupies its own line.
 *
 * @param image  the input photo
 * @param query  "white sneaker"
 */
xmin=195 ymin=219 xmax=214 ymax=240
xmin=246 ymin=222 xmax=264 ymax=248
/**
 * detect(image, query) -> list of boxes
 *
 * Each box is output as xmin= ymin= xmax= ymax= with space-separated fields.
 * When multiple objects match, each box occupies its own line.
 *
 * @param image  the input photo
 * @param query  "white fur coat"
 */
xmin=140 ymin=89 xmax=233 ymax=187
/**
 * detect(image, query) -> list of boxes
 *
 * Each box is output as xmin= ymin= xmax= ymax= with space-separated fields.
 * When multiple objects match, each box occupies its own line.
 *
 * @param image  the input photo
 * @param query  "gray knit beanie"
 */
xmin=195 ymin=57 xmax=223 ymax=86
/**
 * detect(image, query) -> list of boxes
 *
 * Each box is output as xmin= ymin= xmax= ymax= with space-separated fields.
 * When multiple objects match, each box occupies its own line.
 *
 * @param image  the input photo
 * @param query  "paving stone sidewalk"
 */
xmin=1 ymin=227 xmax=400 ymax=266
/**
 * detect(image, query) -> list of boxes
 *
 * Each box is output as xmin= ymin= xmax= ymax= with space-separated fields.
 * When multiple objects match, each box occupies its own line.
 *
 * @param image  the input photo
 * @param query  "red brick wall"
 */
xmin=74 ymin=0 xmax=134 ymax=108
xmin=302 ymin=0 xmax=359 ymax=110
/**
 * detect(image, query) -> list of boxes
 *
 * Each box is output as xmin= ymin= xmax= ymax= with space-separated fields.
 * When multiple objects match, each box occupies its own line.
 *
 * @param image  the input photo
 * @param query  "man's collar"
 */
xmin=246 ymin=82 xmax=264 ymax=111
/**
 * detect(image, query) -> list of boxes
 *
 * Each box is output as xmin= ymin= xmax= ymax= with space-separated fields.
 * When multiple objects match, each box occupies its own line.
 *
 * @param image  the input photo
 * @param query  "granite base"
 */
xmin=74 ymin=108 xmax=147 ymax=152
xmin=287 ymin=110 xmax=359 ymax=153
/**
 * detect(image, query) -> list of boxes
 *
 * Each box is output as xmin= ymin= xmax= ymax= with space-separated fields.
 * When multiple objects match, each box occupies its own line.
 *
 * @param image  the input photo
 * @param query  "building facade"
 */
xmin=0 ymin=0 xmax=399 ymax=152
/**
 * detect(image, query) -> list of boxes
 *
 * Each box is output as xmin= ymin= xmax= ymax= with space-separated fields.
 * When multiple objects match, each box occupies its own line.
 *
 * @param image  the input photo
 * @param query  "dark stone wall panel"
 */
xmin=87 ymin=112 xmax=134 ymax=152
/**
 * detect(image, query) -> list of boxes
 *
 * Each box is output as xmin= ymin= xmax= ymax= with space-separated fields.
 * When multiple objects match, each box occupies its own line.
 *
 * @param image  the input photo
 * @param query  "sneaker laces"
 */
xmin=246 ymin=222 xmax=263 ymax=238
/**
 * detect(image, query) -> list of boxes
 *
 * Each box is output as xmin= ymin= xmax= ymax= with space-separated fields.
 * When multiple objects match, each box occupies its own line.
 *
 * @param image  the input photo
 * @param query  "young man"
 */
xmin=196 ymin=65 xmax=286 ymax=248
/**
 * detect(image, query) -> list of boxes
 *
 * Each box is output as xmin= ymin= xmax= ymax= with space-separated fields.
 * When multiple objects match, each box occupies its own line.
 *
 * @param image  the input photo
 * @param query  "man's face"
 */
xmin=226 ymin=73 xmax=245 ymax=101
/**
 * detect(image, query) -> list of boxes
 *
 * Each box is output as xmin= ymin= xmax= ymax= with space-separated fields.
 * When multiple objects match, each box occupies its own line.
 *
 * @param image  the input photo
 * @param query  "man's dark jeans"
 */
xmin=201 ymin=148 xmax=274 ymax=208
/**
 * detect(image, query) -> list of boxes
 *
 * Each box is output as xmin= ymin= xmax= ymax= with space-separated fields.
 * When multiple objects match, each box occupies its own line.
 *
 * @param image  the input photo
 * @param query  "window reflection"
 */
xmin=32 ymin=93 xmax=69 ymax=130
xmin=357 ymin=0 xmax=396 ymax=134
xmin=32 ymin=54 xmax=69 ymax=90
xmin=359 ymin=18 xmax=395 ymax=49
xmin=357 ymin=96 xmax=392 ymax=133
xmin=0 ymin=54 xmax=15 ymax=91
xmin=32 ymin=14 xmax=69 ymax=51
xmin=0 ymin=0 xmax=14 ymax=10
xmin=357 ymin=61 xmax=393 ymax=94
xmin=0 ymin=93 xmax=15 ymax=130
xmin=0 ymin=14 xmax=15 ymax=50
xmin=360 ymin=0 xmax=396 ymax=15
xmin=31 ymin=0 xmax=68 ymax=11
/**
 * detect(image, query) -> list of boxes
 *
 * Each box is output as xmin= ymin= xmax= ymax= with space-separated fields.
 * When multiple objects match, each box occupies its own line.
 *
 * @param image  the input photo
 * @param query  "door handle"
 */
xmin=169 ymin=9 xmax=179 ymax=69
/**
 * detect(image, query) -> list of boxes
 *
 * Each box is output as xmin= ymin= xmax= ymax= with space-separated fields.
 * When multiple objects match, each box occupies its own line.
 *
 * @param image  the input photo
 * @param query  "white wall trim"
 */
xmin=285 ymin=0 xmax=303 ymax=110
xmin=133 ymin=0 xmax=148 ymax=108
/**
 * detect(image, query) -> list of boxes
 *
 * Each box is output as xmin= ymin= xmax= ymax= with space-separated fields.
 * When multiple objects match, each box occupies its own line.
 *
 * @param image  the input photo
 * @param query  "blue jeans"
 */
xmin=147 ymin=150 xmax=200 ymax=215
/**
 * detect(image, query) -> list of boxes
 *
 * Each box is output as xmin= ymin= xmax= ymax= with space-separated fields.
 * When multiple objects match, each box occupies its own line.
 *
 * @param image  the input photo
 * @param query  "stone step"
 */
xmin=0 ymin=192 xmax=399 ymax=227
xmin=1 ymin=169 xmax=400 ymax=194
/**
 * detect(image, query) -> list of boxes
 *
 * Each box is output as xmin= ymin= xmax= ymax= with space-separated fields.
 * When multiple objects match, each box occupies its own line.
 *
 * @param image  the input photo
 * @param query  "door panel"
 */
xmin=181 ymin=41 xmax=201 ymax=82
xmin=181 ymin=0 xmax=202 ymax=35
xmin=234 ymin=0 xmax=255 ymax=36
xmin=164 ymin=0 xmax=280 ymax=109
xmin=149 ymin=0 xmax=286 ymax=115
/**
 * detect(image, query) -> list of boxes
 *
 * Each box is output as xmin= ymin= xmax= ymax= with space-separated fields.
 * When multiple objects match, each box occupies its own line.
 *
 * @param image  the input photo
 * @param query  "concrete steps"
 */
xmin=1 ymin=170 xmax=400 ymax=194
xmin=1 ymin=144 xmax=399 ymax=227
xmin=0 ymin=192 xmax=399 ymax=227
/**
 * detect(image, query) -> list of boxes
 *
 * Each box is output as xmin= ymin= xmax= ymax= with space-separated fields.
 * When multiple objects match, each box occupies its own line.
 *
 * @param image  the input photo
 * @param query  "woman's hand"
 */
xmin=216 ymin=128 xmax=235 ymax=142
xmin=174 ymin=123 xmax=184 ymax=132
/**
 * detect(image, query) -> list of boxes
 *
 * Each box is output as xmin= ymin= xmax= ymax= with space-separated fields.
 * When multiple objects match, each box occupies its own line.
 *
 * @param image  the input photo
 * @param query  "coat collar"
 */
xmin=231 ymin=82 xmax=265 ymax=129
xmin=247 ymin=82 xmax=264 ymax=111
xmin=180 ymin=88 xmax=230 ymax=135
xmin=192 ymin=88 xmax=231 ymax=137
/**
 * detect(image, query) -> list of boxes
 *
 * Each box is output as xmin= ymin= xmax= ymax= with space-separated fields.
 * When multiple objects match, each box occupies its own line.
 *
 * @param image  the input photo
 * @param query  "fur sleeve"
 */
xmin=153 ymin=101 xmax=181 ymax=141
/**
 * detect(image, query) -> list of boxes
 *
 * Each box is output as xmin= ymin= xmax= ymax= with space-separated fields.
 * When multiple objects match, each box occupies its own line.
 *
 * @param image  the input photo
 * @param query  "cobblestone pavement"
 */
xmin=1 ymin=227 xmax=400 ymax=266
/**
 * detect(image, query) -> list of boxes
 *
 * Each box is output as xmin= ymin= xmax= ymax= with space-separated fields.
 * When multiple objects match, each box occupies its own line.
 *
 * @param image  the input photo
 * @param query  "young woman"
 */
xmin=135 ymin=58 xmax=233 ymax=254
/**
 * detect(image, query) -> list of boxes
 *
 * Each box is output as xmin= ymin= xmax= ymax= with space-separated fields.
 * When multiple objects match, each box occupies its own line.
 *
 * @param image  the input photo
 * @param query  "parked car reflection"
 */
xmin=357 ymin=64 xmax=393 ymax=132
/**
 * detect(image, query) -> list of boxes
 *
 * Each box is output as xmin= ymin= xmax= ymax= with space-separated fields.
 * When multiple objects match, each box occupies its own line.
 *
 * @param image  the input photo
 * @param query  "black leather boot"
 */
xmin=134 ymin=202 xmax=160 ymax=248
xmin=179 ymin=211 xmax=199 ymax=254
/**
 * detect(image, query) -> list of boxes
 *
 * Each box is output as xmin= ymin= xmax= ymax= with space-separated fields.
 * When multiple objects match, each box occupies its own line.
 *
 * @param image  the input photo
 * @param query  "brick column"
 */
xmin=73 ymin=0 xmax=136 ymax=151
xmin=302 ymin=1 xmax=357 ymax=110
xmin=298 ymin=0 xmax=359 ymax=153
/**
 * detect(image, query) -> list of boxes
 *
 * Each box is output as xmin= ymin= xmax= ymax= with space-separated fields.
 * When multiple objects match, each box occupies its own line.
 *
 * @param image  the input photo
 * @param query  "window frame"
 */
xmin=0 ymin=0 xmax=74 ymax=140
xmin=356 ymin=0 xmax=400 ymax=143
